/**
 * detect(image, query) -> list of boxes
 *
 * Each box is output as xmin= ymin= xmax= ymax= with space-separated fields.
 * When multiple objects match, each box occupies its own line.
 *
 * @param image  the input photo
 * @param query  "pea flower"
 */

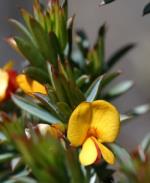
xmin=67 ymin=100 xmax=120 ymax=166
xmin=16 ymin=74 xmax=47 ymax=94
xmin=0 ymin=62 xmax=18 ymax=102
xmin=37 ymin=123 xmax=65 ymax=138
xmin=25 ymin=123 xmax=65 ymax=139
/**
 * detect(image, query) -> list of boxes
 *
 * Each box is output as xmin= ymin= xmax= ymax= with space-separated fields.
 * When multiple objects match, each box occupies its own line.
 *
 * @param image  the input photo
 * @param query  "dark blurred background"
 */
xmin=0 ymin=0 xmax=150 ymax=151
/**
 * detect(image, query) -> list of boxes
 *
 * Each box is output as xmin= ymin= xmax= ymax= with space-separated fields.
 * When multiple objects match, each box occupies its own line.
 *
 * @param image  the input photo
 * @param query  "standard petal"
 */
xmin=91 ymin=100 xmax=120 ymax=143
xmin=98 ymin=143 xmax=115 ymax=164
xmin=67 ymin=102 xmax=92 ymax=146
xmin=0 ymin=69 xmax=9 ymax=102
xmin=79 ymin=137 xmax=100 ymax=166
xmin=16 ymin=74 xmax=47 ymax=94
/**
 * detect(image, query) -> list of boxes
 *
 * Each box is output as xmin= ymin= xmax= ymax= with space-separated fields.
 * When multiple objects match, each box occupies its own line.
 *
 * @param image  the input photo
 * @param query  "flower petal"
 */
xmin=16 ymin=74 xmax=47 ymax=94
xmin=91 ymin=100 xmax=120 ymax=143
xmin=48 ymin=124 xmax=65 ymax=139
xmin=35 ymin=123 xmax=64 ymax=138
xmin=16 ymin=74 xmax=32 ymax=93
xmin=67 ymin=102 xmax=92 ymax=146
xmin=98 ymin=143 xmax=115 ymax=164
xmin=3 ymin=61 xmax=14 ymax=70
xmin=0 ymin=69 xmax=9 ymax=102
xmin=36 ymin=124 xmax=50 ymax=136
xmin=79 ymin=137 xmax=100 ymax=166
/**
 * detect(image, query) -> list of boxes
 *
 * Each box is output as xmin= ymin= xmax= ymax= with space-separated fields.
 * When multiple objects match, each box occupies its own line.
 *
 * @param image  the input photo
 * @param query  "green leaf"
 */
xmin=29 ymin=18 xmax=57 ymax=66
xmin=15 ymin=37 xmax=45 ymax=68
xmin=33 ymin=0 xmax=44 ymax=27
xmin=110 ymin=144 xmax=136 ymax=175
xmin=47 ymin=63 xmax=67 ymax=102
xmin=33 ymin=92 xmax=63 ymax=121
xmin=99 ymin=0 xmax=116 ymax=6
xmin=106 ymin=44 xmax=135 ymax=70
xmin=55 ymin=8 xmax=68 ymax=51
xmin=103 ymin=80 xmax=134 ymax=100
xmin=12 ymin=95 xmax=59 ymax=124
xmin=0 ymin=132 xmax=6 ymax=142
xmin=76 ymin=75 xmax=90 ymax=88
xmin=65 ymin=60 xmax=74 ymax=82
xmin=101 ymin=70 xmax=121 ymax=88
xmin=33 ymin=92 xmax=55 ymax=110
xmin=85 ymin=76 xmax=104 ymax=102
xmin=14 ymin=134 xmax=70 ymax=183
xmin=9 ymin=19 xmax=35 ymax=46
xmin=62 ymin=0 xmax=68 ymax=18
xmin=87 ymin=49 xmax=100 ymax=76
xmin=23 ymin=66 xmax=49 ymax=83
xmin=76 ymin=30 xmax=89 ymax=58
xmin=95 ymin=24 xmax=106 ymax=73
xmin=67 ymin=15 xmax=75 ymax=60
xmin=60 ymin=76 xmax=85 ymax=108
xmin=48 ymin=63 xmax=83 ymax=109
xmin=33 ymin=89 xmax=72 ymax=123
xmin=143 ymin=3 xmax=150 ymax=16
xmin=140 ymin=133 xmax=150 ymax=153
xmin=2 ymin=169 xmax=33 ymax=183
xmin=0 ymin=153 xmax=14 ymax=163
xmin=33 ymin=93 xmax=53 ymax=107
xmin=56 ymin=102 xmax=72 ymax=122
xmin=121 ymin=104 xmax=150 ymax=123
xmin=66 ymin=148 xmax=86 ymax=183
xmin=120 ymin=114 xmax=132 ymax=122
xmin=11 ymin=157 xmax=22 ymax=171
xmin=49 ymin=32 xmax=64 ymax=62
xmin=58 ymin=60 xmax=68 ymax=80
xmin=20 ymin=8 xmax=33 ymax=31
xmin=4 ymin=177 xmax=37 ymax=183
xmin=128 ymin=103 xmax=150 ymax=116
xmin=46 ymin=85 xmax=58 ymax=104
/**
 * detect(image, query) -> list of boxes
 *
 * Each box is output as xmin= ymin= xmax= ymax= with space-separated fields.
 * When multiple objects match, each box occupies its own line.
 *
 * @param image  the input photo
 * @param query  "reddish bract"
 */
xmin=4 ymin=70 xmax=18 ymax=101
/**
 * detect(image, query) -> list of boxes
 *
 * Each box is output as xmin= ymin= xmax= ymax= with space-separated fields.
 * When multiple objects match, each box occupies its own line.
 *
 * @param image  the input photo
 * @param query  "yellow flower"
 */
xmin=67 ymin=100 xmax=120 ymax=166
xmin=0 ymin=69 xmax=9 ymax=102
xmin=25 ymin=123 xmax=65 ymax=139
xmin=16 ymin=74 xmax=47 ymax=95
xmin=0 ymin=61 xmax=18 ymax=102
